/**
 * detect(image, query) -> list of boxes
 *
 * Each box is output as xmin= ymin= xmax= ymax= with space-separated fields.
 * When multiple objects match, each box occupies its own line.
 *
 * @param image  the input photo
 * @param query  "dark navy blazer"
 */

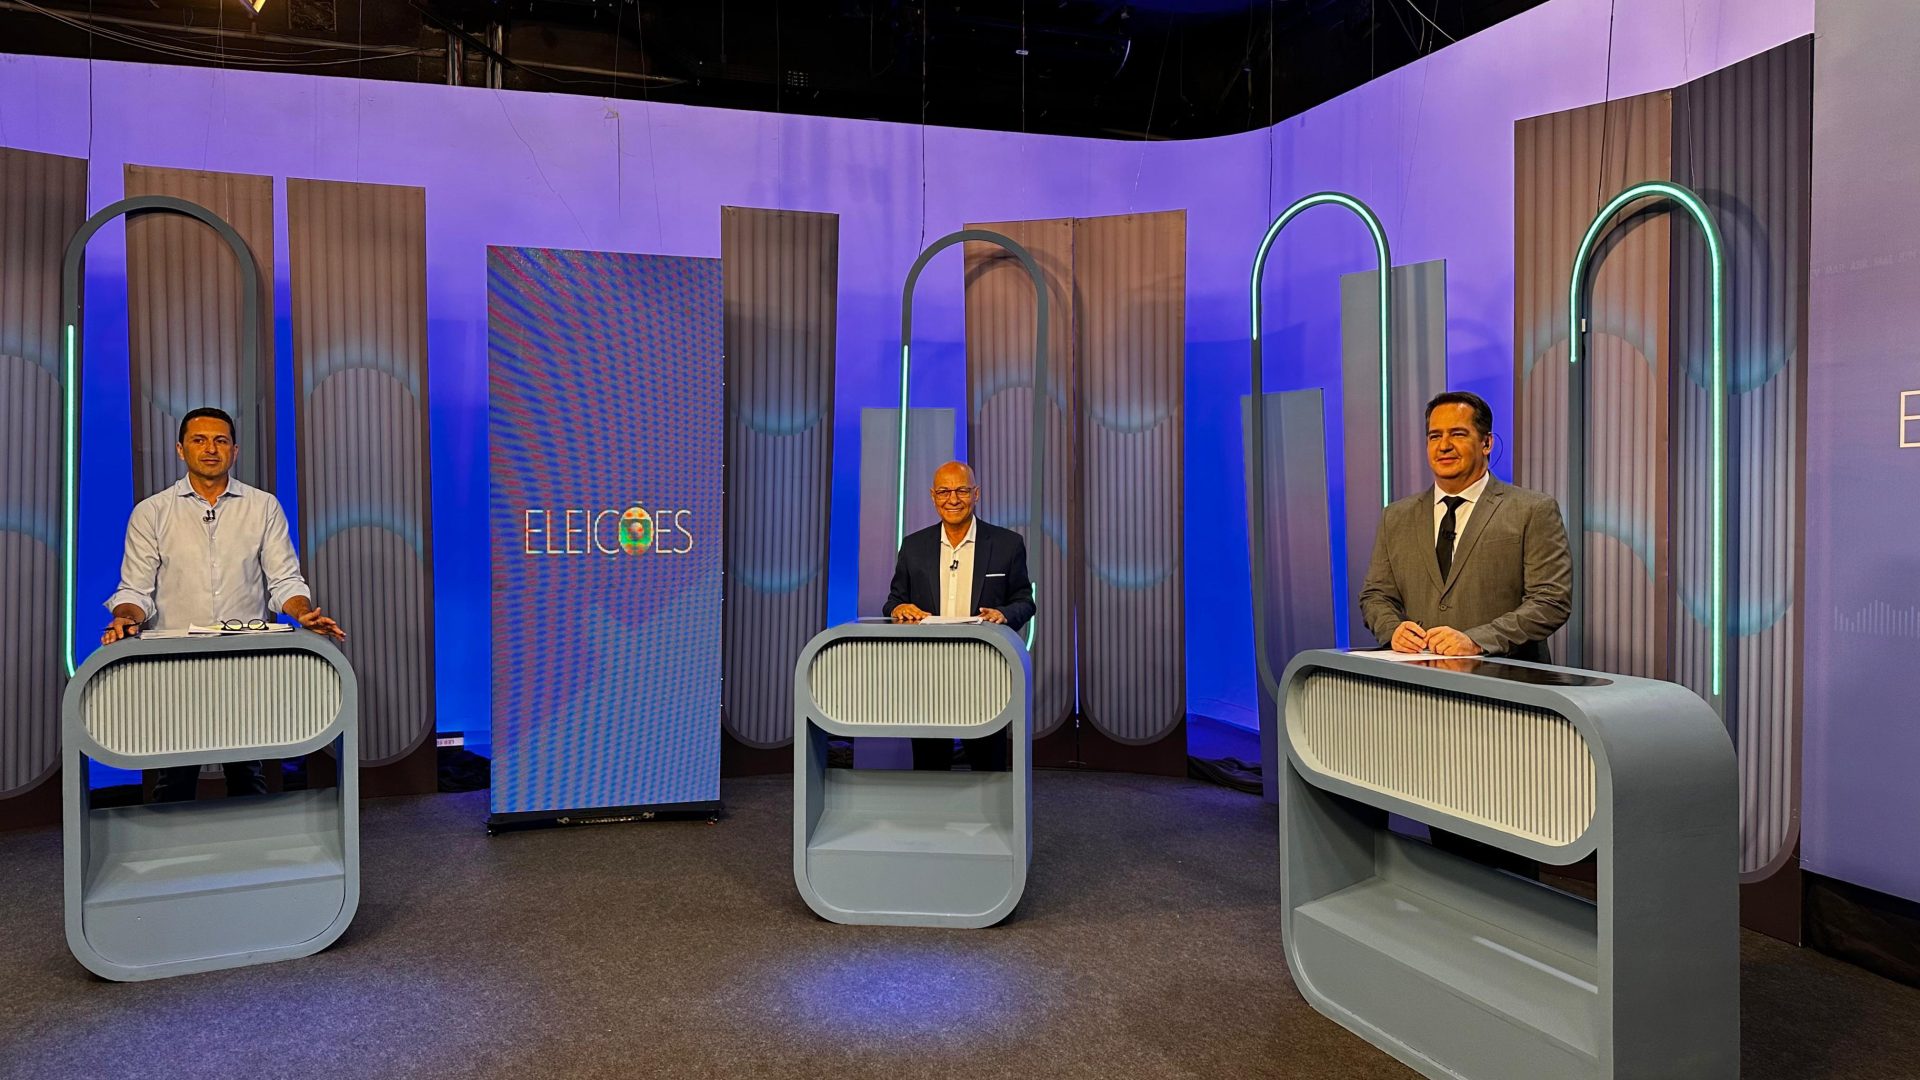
xmin=882 ymin=519 xmax=1035 ymax=631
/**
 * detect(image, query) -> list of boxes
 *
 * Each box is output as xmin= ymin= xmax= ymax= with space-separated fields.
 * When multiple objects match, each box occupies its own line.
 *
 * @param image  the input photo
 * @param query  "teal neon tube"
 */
xmin=62 ymin=323 xmax=79 ymax=678
xmin=1567 ymin=181 xmax=1728 ymax=701
xmin=1247 ymin=192 xmax=1392 ymax=697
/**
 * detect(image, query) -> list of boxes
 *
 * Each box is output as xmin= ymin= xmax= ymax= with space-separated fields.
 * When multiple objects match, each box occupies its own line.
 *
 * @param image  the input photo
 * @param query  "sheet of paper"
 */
xmin=920 ymin=615 xmax=983 ymax=625
xmin=137 ymin=628 xmax=193 ymax=640
xmin=186 ymin=622 xmax=296 ymax=636
xmin=1353 ymin=649 xmax=1452 ymax=662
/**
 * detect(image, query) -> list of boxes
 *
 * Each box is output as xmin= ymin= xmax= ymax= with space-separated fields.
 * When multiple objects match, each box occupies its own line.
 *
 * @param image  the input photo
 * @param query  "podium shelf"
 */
xmin=82 ymin=792 xmax=348 ymax=906
xmin=1295 ymin=875 xmax=1600 ymax=1063
xmin=808 ymin=806 xmax=1016 ymax=860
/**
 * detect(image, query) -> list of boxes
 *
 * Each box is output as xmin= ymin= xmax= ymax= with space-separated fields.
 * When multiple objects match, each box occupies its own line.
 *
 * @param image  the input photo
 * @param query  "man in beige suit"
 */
xmin=1359 ymin=391 xmax=1571 ymax=661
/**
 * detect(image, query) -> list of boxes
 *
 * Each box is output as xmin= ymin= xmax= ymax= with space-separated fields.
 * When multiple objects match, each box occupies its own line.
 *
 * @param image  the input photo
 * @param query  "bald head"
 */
xmin=932 ymin=461 xmax=975 ymax=489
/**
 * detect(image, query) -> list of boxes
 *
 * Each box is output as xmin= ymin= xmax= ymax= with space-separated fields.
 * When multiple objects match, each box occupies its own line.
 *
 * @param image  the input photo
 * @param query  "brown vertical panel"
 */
xmin=123 ymin=166 xmax=274 ymax=496
xmin=0 ymin=148 xmax=87 ymax=814
xmin=963 ymin=217 xmax=1075 ymax=739
xmin=288 ymin=179 xmax=436 ymax=775
xmin=1514 ymin=93 xmax=1673 ymax=675
xmin=720 ymin=206 xmax=838 ymax=753
xmin=1672 ymin=37 xmax=1813 ymax=884
xmin=1075 ymin=210 xmax=1186 ymax=748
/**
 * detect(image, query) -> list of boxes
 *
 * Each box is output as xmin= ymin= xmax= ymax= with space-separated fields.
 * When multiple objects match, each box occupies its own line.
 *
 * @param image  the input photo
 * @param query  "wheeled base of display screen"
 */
xmin=485 ymin=799 xmax=724 ymax=834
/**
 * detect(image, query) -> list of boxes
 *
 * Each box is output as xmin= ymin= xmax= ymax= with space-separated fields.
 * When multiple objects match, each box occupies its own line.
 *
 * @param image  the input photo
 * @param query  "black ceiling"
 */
xmin=0 ymin=0 xmax=1551 ymax=140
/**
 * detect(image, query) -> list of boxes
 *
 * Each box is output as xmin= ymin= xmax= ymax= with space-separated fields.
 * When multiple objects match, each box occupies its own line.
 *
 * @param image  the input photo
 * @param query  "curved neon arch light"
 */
xmin=59 ymin=196 xmax=266 ymax=677
xmin=896 ymin=229 xmax=1050 ymax=648
xmin=1248 ymin=193 xmax=1391 ymax=697
xmin=1567 ymin=180 xmax=1728 ymax=701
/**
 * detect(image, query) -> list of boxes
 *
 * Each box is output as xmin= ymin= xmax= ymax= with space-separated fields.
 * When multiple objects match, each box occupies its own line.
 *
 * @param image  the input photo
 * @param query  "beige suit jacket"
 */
xmin=1357 ymin=476 xmax=1572 ymax=661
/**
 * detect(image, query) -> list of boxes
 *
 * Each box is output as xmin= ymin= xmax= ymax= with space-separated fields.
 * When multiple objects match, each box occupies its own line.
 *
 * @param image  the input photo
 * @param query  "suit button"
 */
xmin=1439 ymin=602 xmax=1450 ymax=611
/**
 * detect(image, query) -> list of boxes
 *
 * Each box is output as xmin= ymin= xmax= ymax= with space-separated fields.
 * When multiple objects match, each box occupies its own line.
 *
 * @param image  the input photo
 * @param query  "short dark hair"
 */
xmin=177 ymin=407 xmax=236 ymax=444
xmin=1424 ymin=391 xmax=1493 ymax=438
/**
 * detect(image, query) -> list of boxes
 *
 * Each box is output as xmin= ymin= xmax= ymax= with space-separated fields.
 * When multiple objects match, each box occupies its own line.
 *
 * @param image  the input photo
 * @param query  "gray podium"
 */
xmin=62 ymin=631 xmax=359 ymax=981
xmin=792 ymin=620 xmax=1032 ymax=927
xmin=1279 ymin=649 xmax=1737 ymax=1080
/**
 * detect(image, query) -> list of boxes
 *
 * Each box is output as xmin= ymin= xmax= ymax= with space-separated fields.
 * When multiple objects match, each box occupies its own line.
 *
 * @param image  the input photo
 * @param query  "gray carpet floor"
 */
xmin=2 ymin=771 xmax=1917 ymax=1079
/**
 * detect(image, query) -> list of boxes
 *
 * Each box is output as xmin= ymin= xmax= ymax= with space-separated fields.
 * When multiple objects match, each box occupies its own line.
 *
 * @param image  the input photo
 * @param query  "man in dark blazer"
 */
xmin=1359 ymin=391 xmax=1571 ymax=661
xmin=884 ymin=460 xmax=1034 ymax=770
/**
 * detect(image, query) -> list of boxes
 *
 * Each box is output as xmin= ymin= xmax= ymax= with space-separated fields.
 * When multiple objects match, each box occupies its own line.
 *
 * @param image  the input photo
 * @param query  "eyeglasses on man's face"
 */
xmin=931 ymin=486 xmax=976 ymax=503
xmin=220 ymin=618 xmax=271 ymax=631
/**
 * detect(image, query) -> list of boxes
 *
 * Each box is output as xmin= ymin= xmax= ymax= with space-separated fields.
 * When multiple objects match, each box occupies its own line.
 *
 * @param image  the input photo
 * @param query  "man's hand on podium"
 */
xmin=890 ymin=603 xmax=930 ymax=623
xmin=1425 ymin=626 xmax=1482 ymax=656
xmin=1391 ymin=621 xmax=1427 ymax=652
xmin=295 ymin=607 xmax=348 ymax=642
xmin=102 ymin=611 xmax=144 ymax=646
xmin=978 ymin=608 xmax=1007 ymax=624
xmin=285 ymin=596 xmax=348 ymax=642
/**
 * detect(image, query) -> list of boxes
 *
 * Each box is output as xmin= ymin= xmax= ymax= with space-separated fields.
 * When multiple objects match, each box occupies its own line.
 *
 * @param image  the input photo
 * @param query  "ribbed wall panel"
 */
xmin=80 ymin=652 xmax=342 ymax=757
xmin=808 ymin=639 xmax=1010 ymax=729
xmin=288 ymin=179 xmax=435 ymax=766
xmin=964 ymin=217 xmax=1075 ymax=738
xmin=1515 ymin=93 xmax=1673 ymax=674
xmin=1076 ymin=211 xmax=1186 ymax=744
xmin=1671 ymin=38 xmax=1812 ymax=877
xmin=123 ymin=165 xmax=274 ymax=495
xmin=0 ymin=147 xmax=87 ymax=801
xmin=1295 ymin=671 xmax=1597 ymax=846
xmin=721 ymin=207 xmax=838 ymax=749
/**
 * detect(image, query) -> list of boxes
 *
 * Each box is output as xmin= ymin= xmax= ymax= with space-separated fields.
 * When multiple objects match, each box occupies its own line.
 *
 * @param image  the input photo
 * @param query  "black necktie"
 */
xmin=1436 ymin=495 xmax=1466 ymax=579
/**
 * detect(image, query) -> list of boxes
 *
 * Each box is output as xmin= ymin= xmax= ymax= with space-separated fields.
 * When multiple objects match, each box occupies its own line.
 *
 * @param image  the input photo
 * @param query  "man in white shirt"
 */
xmin=102 ymin=406 xmax=345 ymax=800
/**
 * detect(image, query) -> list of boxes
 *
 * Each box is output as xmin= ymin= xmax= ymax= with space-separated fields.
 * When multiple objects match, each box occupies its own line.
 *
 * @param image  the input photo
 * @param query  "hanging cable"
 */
xmin=917 ymin=1 xmax=928 ymax=250
xmin=1266 ymin=0 xmax=1274 ymax=223
xmin=1401 ymin=0 xmax=1459 ymax=46
xmin=1019 ymin=0 xmax=1027 ymax=134
xmin=1596 ymin=0 xmax=1618 ymax=205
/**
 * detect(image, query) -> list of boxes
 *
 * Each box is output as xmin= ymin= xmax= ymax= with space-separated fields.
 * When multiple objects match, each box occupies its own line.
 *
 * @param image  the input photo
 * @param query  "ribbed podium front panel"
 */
xmin=808 ymin=637 xmax=1010 ymax=729
xmin=80 ymin=651 xmax=344 ymax=757
xmin=1293 ymin=670 xmax=1597 ymax=846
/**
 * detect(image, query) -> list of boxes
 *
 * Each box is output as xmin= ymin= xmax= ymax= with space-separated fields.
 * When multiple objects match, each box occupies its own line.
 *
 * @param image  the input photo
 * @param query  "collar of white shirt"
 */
xmin=171 ymin=475 xmax=253 ymax=503
xmin=938 ymin=517 xmax=979 ymax=553
xmin=1433 ymin=470 xmax=1491 ymax=509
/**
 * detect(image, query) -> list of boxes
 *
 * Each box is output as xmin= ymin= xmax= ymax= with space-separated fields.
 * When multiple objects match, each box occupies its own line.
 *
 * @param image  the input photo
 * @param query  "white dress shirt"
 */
xmin=938 ymin=518 xmax=978 ymax=618
xmin=1431 ymin=470 xmax=1492 ymax=544
xmin=106 ymin=476 xmax=311 ymax=631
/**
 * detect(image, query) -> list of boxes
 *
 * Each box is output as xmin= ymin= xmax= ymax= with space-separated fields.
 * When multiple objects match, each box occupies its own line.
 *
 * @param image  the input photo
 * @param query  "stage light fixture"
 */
xmin=237 ymin=0 xmax=267 ymax=15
